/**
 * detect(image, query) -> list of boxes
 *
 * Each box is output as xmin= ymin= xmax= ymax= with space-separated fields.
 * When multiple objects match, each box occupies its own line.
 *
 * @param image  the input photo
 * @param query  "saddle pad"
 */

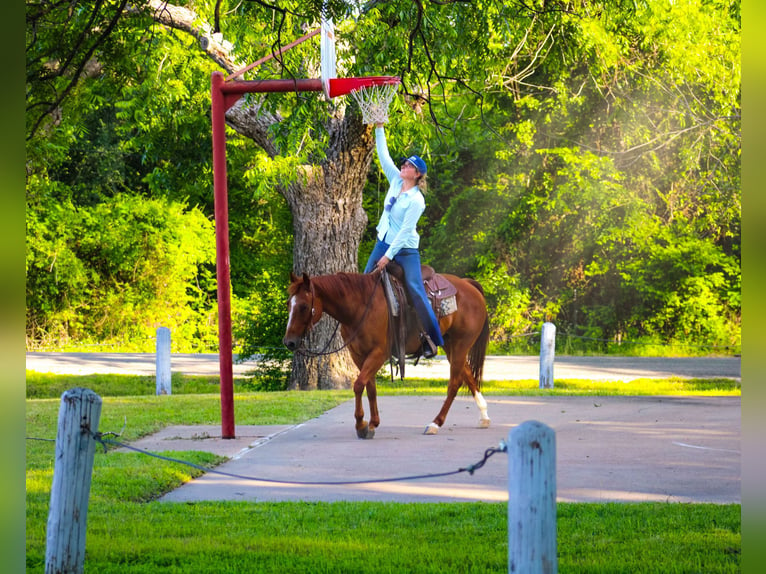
xmin=424 ymin=273 xmax=457 ymax=300
xmin=424 ymin=274 xmax=458 ymax=317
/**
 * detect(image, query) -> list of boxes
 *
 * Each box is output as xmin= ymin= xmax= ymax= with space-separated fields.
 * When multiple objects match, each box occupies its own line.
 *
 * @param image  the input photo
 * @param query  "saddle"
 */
xmin=381 ymin=261 xmax=458 ymax=380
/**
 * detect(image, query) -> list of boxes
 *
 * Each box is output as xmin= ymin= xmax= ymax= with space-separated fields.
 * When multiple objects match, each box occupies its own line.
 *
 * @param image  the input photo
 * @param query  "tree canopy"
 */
xmin=25 ymin=0 xmax=740 ymax=383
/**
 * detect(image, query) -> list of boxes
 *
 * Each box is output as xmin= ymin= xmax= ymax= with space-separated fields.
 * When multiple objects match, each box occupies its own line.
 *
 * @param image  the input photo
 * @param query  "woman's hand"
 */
xmin=375 ymin=256 xmax=390 ymax=271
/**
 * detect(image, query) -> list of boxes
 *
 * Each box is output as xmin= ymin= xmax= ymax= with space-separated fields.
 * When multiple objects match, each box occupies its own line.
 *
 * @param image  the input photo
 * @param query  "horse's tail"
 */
xmin=467 ymin=278 xmax=490 ymax=389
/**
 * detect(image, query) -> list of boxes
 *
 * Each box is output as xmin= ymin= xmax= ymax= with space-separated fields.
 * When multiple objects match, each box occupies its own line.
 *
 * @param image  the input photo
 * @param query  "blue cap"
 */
xmin=405 ymin=155 xmax=427 ymax=175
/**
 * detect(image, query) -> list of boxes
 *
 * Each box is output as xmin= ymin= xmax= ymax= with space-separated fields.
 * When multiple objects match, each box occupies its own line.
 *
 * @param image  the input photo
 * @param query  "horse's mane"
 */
xmin=316 ymin=272 xmax=378 ymax=301
xmin=289 ymin=272 xmax=378 ymax=301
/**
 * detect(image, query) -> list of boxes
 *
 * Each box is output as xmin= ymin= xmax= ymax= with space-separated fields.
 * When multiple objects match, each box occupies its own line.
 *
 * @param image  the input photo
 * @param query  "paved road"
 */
xmin=26 ymin=352 xmax=741 ymax=381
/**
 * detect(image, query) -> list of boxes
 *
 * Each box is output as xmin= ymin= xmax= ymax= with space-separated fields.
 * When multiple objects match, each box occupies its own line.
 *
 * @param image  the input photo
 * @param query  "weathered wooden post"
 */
xmin=508 ymin=420 xmax=557 ymax=574
xmin=156 ymin=326 xmax=171 ymax=395
xmin=539 ymin=322 xmax=556 ymax=389
xmin=45 ymin=388 xmax=102 ymax=574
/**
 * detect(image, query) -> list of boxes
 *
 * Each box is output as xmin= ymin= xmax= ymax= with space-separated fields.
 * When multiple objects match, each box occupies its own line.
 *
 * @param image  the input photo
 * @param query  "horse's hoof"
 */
xmin=356 ymin=423 xmax=375 ymax=439
xmin=424 ymin=422 xmax=440 ymax=435
xmin=478 ymin=418 xmax=491 ymax=429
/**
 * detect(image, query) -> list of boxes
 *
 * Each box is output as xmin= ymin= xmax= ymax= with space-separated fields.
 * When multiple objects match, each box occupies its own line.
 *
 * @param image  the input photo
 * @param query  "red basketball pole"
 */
xmin=210 ymin=71 xmax=323 ymax=439
xmin=211 ymin=72 xmax=236 ymax=438
xmin=211 ymin=71 xmax=396 ymax=438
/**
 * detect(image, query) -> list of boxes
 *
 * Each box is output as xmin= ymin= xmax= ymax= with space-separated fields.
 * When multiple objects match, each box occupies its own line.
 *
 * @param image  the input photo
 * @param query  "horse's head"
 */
xmin=283 ymin=272 xmax=322 ymax=352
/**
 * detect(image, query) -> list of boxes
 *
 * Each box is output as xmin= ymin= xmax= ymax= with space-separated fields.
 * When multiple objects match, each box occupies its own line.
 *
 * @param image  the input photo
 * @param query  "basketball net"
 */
xmin=349 ymin=82 xmax=399 ymax=124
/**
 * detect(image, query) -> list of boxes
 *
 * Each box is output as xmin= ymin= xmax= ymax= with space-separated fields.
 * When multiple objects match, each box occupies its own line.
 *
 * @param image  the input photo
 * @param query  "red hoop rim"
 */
xmin=328 ymin=76 xmax=400 ymax=99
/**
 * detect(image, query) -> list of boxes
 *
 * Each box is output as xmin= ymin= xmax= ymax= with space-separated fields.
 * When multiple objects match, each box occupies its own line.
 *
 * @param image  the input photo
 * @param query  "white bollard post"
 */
xmin=156 ymin=326 xmax=171 ymax=395
xmin=539 ymin=322 xmax=556 ymax=389
xmin=45 ymin=388 xmax=102 ymax=574
xmin=508 ymin=420 xmax=557 ymax=574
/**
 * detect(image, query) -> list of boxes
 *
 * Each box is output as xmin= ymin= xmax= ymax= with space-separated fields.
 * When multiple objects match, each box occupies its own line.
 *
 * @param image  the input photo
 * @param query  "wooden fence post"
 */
xmin=156 ymin=326 xmax=171 ymax=395
xmin=508 ymin=420 xmax=557 ymax=574
xmin=45 ymin=388 xmax=102 ymax=574
xmin=539 ymin=322 xmax=556 ymax=389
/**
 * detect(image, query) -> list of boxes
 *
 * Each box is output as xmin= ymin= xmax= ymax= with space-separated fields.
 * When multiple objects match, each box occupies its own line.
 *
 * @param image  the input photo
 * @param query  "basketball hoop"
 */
xmin=348 ymin=81 xmax=400 ymax=124
xmin=325 ymin=76 xmax=400 ymax=124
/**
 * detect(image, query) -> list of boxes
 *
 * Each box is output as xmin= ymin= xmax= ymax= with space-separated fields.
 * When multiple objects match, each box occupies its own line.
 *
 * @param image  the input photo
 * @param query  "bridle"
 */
xmin=295 ymin=272 xmax=383 ymax=357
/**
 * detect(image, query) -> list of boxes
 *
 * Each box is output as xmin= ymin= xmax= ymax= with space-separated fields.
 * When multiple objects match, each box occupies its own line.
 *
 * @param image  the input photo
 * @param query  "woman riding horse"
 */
xmin=283 ymin=271 xmax=490 ymax=438
xmin=363 ymin=122 xmax=442 ymax=359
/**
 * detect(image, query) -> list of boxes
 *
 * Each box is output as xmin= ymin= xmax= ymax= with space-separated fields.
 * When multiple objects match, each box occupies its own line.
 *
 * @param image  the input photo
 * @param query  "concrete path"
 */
xmin=26 ymin=352 xmax=741 ymax=381
xmin=28 ymin=352 xmax=740 ymax=504
xmin=153 ymin=395 xmax=740 ymax=504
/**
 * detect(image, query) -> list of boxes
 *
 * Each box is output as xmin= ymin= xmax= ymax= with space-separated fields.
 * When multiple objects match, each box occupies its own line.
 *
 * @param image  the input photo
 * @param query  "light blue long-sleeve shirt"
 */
xmin=374 ymin=126 xmax=426 ymax=260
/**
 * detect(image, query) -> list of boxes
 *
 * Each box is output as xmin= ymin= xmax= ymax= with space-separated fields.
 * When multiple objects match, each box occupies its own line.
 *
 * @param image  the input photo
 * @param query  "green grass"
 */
xmin=26 ymin=373 xmax=740 ymax=573
xmin=376 ymin=376 xmax=741 ymax=396
xmin=26 ymin=371 xmax=741 ymax=400
xmin=25 ymin=371 xmax=259 ymax=399
xmin=26 ymin=500 xmax=740 ymax=573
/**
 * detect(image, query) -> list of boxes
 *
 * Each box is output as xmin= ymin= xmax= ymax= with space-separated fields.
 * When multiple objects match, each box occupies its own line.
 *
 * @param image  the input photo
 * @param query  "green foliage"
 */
xmin=585 ymin=216 xmax=741 ymax=350
xmin=415 ymin=0 xmax=740 ymax=355
xmin=26 ymin=193 xmax=217 ymax=350
xmin=24 ymin=0 xmax=740 ymax=358
xmin=233 ymin=276 xmax=294 ymax=391
xmin=471 ymin=256 xmax=536 ymax=352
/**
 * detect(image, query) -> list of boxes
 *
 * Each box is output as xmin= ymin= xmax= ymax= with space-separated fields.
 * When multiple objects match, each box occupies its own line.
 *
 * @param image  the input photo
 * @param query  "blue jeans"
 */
xmin=364 ymin=240 xmax=445 ymax=346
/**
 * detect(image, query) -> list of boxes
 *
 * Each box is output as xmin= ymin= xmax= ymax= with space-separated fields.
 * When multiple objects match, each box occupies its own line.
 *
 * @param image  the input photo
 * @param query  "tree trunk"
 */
xmin=144 ymin=1 xmax=376 ymax=389
xmin=226 ymin=101 xmax=376 ymax=389
xmin=282 ymin=115 xmax=375 ymax=389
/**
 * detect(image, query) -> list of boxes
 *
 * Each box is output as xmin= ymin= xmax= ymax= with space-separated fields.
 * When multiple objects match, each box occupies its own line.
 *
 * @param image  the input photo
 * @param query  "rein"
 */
xmin=296 ymin=272 xmax=383 ymax=358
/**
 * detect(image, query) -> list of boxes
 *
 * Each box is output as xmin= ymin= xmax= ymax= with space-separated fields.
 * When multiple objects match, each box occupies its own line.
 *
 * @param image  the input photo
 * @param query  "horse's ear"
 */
xmin=290 ymin=271 xmax=299 ymax=283
xmin=302 ymin=272 xmax=311 ymax=287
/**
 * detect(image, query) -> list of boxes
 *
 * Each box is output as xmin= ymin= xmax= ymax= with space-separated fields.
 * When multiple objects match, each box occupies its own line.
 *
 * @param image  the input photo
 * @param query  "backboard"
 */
xmin=320 ymin=16 xmax=400 ymax=101
xmin=320 ymin=17 xmax=336 ymax=100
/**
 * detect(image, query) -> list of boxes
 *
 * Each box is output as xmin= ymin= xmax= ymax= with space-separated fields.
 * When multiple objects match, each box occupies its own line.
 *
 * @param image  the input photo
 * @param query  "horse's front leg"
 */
xmin=353 ymin=376 xmax=371 ymax=439
xmin=352 ymin=353 xmax=386 ymax=439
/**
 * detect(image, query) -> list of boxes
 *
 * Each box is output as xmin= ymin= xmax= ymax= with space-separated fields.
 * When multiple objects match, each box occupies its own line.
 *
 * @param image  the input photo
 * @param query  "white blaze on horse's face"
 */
xmin=284 ymin=294 xmax=302 ymax=351
xmin=287 ymin=295 xmax=298 ymax=328
xmin=283 ymin=292 xmax=313 ymax=351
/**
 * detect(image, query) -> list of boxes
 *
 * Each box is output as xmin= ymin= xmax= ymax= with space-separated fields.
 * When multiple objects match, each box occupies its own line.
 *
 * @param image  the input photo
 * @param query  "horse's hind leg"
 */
xmin=424 ymin=353 xmax=490 ymax=435
xmin=424 ymin=348 xmax=466 ymax=435
xmin=424 ymin=376 xmax=461 ymax=434
xmin=462 ymin=364 xmax=490 ymax=428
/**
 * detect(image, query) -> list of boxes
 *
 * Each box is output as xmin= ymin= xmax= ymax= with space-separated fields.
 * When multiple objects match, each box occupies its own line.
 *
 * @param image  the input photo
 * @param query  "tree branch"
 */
xmin=26 ymin=0 xmax=131 ymax=141
xmin=141 ymin=0 xmax=240 ymax=73
xmin=138 ymin=0 xmax=286 ymax=152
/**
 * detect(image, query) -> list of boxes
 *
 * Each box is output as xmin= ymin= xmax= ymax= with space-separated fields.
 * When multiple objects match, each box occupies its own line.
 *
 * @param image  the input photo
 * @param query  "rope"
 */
xmin=87 ymin=434 xmax=507 ymax=486
xmin=27 ymin=431 xmax=508 ymax=484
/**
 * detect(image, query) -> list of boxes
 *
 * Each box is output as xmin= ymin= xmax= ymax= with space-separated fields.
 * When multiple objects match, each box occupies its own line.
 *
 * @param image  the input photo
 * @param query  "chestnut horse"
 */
xmin=283 ymin=270 xmax=491 ymax=438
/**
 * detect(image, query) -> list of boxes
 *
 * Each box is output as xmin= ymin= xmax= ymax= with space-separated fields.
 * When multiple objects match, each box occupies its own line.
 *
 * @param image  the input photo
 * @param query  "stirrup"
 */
xmin=420 ymin=334 xmax=438 ymax=359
